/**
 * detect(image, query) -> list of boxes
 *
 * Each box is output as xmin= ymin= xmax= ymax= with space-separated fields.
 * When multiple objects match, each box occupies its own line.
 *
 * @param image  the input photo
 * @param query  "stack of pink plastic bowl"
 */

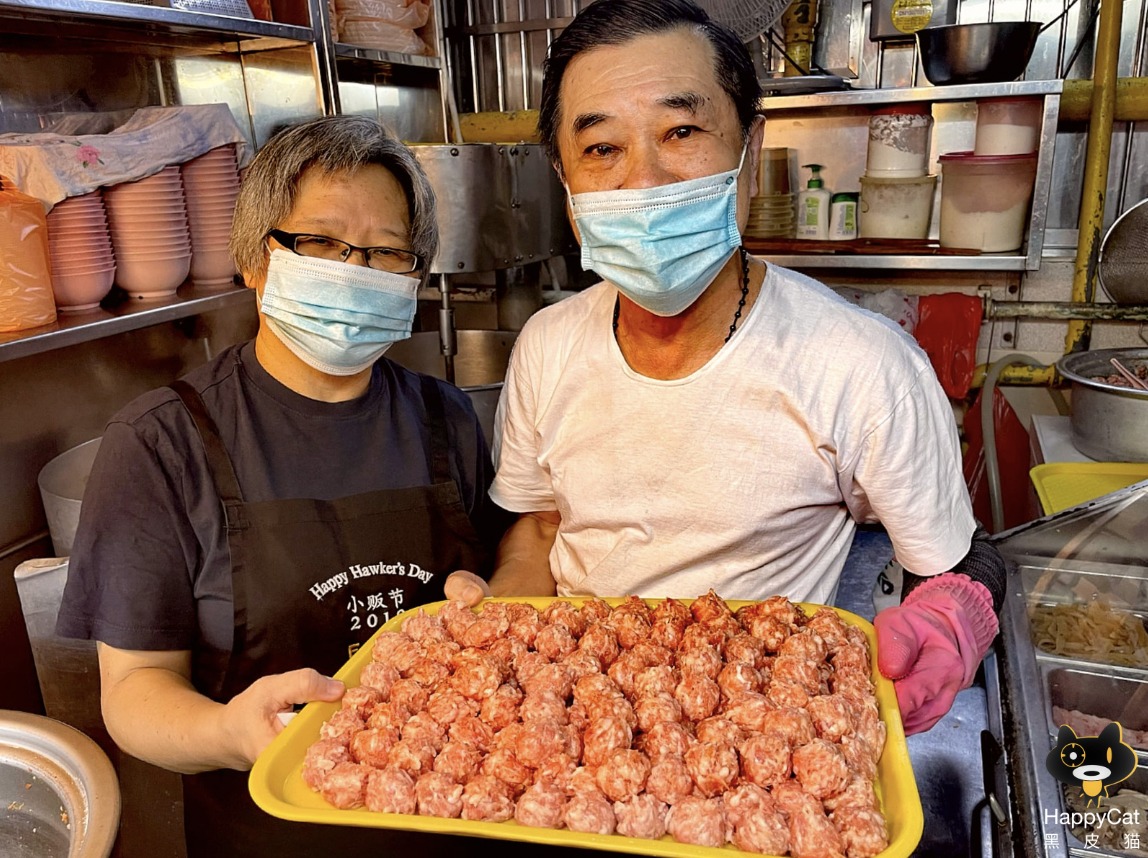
xmin=180 ymin=146 xmax=240 ymax=289
xmin=45 ymin=191 xmax=116 ymax=312
xmin=104 ymin=165 xmax=191 ymax=299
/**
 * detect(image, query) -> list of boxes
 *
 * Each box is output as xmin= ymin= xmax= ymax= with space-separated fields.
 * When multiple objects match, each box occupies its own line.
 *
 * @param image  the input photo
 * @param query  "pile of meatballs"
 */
xmin=302 ymin=593 xmax=890 ymax=858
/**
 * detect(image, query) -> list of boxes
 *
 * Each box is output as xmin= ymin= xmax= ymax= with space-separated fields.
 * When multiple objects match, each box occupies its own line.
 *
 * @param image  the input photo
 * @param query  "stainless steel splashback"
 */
xmin=412 ymin=141 xmax=571 ymax=272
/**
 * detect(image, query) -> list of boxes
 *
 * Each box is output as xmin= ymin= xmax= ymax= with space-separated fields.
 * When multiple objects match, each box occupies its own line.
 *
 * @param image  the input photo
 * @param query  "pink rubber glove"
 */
xmin=874 ymin=573 xmax=999 ymax=735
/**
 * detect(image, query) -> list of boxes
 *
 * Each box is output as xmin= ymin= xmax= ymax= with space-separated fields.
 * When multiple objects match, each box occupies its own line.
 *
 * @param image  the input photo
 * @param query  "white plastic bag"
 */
xmin=339 ymin=20 xmax=429 ymax=54
xmin=336 ymin=0 xmax=429 ymax=28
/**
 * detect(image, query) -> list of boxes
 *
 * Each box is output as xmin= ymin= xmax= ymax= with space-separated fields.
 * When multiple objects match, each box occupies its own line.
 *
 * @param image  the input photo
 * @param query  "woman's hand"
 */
xmin=98 ymin=646 xmax=343 ymax=774
xmin=219 ymin=669 xmax=344 ymax=768
xmin=443 ymin=570 xmax=492 ymax=606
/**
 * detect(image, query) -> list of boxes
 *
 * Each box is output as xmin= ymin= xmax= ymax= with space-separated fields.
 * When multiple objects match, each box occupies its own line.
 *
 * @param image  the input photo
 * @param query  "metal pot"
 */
xmin=0 ymin=710 xmax=120 ymax=858
xmin=1057 ymin=347 xmax=1148 ymax=462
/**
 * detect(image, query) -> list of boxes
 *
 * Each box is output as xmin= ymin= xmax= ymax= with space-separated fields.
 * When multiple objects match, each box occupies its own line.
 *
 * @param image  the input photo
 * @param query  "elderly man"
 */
xmin=58 ymin=116 xmax=508 ymax=856
xmin=447 ymin=0 xmax=1004 ymax=735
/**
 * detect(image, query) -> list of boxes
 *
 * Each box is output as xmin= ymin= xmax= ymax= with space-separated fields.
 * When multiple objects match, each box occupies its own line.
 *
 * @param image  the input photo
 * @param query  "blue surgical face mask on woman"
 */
xmin=259 ymin=248 xmax=419 ymax=376
xmin=569 ymin=147 xmax=746 ymax=317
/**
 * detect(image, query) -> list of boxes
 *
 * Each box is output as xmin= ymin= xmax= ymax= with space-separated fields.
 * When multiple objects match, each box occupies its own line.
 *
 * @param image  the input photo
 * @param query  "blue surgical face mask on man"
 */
xmin=260 ymin=248 xmax=419 ymax=376
xmin=568 ymin=147 xmax=746 ymax=317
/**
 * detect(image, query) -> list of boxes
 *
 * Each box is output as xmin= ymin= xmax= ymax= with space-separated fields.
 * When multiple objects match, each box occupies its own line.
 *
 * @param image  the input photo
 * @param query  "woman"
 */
xmin=57 ymin=116 xmax=508 ymax=856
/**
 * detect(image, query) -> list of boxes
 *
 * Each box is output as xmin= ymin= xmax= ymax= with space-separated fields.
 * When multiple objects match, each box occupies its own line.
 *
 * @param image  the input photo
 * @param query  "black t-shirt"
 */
xmin=57 ymin=342 xmax=505 ymax=691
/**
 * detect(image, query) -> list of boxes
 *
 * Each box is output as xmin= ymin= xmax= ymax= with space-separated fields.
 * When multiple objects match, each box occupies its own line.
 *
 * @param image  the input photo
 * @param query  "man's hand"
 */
xmin=444 ymin=570 xmax=492 ymax=606
xmin=218 ymin=669 xmax=344 ymax=769
xmin=874 ymin=573 xmax=998 ymax=735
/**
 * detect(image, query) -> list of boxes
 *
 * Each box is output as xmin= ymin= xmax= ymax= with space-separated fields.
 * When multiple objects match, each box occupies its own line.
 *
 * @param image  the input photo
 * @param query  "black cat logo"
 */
xmin=1045 ymin=722 xmax=1138 ymax=807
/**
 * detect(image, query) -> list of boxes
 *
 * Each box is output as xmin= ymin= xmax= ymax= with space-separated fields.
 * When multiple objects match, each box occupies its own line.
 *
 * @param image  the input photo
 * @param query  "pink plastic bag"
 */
xmin=0 ymin=178 xmax=57 ymax=332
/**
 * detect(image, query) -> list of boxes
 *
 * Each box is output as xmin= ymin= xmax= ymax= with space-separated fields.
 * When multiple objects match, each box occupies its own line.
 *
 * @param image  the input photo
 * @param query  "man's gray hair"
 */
xmin=229 ymin=115 xmax=438 ymax=282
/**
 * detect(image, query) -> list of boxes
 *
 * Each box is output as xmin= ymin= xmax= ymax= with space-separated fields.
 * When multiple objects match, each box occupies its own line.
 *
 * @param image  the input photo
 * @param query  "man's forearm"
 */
xmin=902 ymin=525 xmax=1010 ymax=612
xmin=488 ymin=511 xmax=560 ymax=597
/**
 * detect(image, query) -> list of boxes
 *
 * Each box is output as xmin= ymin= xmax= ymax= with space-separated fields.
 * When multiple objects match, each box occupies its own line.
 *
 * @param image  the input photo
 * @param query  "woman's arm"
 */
xmin=98 ymin=644 xmax=343 ymax=774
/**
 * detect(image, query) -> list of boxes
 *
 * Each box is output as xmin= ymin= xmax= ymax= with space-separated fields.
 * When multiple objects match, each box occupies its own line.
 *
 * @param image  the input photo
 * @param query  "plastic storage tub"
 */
xmin=859 ymin=174 xmax=936 ymax=239
xmin=938 ymin=151 xmax=1036 ymax=252
xmin=974 ymin=96 xmax=1041 ymax=155
xmin=866 ymin=105 xmax=933 ymax=177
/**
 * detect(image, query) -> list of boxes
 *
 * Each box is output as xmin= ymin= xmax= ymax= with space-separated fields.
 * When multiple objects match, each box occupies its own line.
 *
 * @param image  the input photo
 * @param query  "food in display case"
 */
xmin=1029 ymin=600 xmax=1148 ymax=668
xmin=991 ymin=485 xmax=1148 ymax=858
xmin=255 ymin=594 xmax=916 ymax=857
xmin=1053 ymin=707 xmax=1148 ymax=750
xmin=1062 ymin=772 xmax=1148 ymax=857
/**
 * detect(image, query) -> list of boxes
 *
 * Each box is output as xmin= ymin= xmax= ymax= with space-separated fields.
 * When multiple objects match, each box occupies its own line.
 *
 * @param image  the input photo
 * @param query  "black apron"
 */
xmin=169 ymin=375 xmax=531 ymax=858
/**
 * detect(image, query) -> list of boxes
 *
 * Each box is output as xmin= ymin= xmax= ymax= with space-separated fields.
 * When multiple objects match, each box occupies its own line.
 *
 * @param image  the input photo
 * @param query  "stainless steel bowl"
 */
xmin=1058 ymin=348 xmax=1148 ymax=462
xmin=917 ymin=22 xmax=1041 ymax=86
xmin=0 ymin=710 xmax=120 ymax=858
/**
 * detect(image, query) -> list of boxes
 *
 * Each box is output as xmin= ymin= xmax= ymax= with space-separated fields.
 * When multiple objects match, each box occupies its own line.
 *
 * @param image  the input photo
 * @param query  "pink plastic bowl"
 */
xmin=52 ymin=265 xmax=115 ymax=311
xmin=115 ymin=255 xmax=191 ymax=297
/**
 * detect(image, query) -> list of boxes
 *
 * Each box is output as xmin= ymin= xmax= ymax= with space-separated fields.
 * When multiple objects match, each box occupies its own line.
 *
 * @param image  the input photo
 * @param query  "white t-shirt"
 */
xmin=490 ymin=264 xmax=976 ymax=604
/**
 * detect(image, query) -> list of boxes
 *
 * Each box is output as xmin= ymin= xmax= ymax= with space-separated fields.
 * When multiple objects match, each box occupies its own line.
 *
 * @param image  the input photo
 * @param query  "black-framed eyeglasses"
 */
xmin=267 ymin=229 xmax=424 ymax=275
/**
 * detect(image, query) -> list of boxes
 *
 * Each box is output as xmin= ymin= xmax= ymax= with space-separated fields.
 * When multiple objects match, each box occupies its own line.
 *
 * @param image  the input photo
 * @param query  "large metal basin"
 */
xmin=386 ymin=331 xmax=518 ymax=444
xmin=0 ymin=710 xmax=120 ymax=858
xmin=1058 ymin=348 xmax=1148 ymax=462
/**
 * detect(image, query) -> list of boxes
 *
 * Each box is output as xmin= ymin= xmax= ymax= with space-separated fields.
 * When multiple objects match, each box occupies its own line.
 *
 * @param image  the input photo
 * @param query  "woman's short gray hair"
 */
xmin=229 ymin=115 xmax=438 ymax=282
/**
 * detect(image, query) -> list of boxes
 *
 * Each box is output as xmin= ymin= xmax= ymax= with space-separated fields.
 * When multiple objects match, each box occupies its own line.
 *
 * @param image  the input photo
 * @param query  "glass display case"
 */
xmin=992 ymin=479 xmax=1148 ymax=858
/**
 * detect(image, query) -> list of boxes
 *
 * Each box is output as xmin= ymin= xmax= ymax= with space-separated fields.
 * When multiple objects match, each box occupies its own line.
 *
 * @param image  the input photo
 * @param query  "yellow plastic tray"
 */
xmin=250 ymin=598 xmax=923 ymax=858
xmin=1030 ymin=462 xmax=1148 ymax=515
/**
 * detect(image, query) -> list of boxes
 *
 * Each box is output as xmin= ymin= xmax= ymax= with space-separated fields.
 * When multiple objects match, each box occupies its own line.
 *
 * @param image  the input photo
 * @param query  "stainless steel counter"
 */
xmin=834 ymin=528 xmax=1000 ymax=857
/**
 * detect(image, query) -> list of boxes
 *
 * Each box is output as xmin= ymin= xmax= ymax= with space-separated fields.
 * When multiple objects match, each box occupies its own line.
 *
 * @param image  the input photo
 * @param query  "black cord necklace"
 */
xmin=613 ymin=246 xmax=751 ymax=344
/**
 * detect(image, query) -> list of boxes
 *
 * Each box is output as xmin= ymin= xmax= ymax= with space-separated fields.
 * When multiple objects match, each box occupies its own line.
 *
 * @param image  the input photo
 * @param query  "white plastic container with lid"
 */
xmin=858 ymin=174 xmax=936 ymax=239
xmin=866 ymin=105 xmax=933 ymax=178
xmin=939 ymin=151 xmax=1037 ymax=252
xmin=974 ymin=96 xmax=1042 ymax=156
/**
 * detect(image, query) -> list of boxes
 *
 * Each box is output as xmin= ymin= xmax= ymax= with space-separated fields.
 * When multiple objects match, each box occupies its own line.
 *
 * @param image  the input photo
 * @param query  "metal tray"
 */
xmin=1021 ymin=564 xmax=1148 ymax=614
xmin=1041 ymin=664 xmax=1148 ymax=750
xmin=249 ymin=598 xmax=922 ymax=858
xmin=1060 ymin=765 xmax=1148 ymax=857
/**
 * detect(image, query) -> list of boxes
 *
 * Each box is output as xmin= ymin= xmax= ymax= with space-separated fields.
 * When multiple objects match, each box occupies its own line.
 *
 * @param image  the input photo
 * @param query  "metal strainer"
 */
xmin=1098 ymin=197 xmax=1148 ymax=304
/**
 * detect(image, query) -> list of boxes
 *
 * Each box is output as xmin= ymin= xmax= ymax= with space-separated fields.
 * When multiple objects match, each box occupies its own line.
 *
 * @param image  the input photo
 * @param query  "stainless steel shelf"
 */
xmin=0 ymin=0 xmax=315 ymax=51
xmin=757 ymin=79 xmax=1062 ymax=272
xmin=334 ymin=42 xmax=442 ymax=70
xmin=757 ymin=79 xmax=1064 ymax=111
xmin=754 ymin=253 xmax=1029 ymax=271
xmin=0 ymin=285 xmax=253 ymax=364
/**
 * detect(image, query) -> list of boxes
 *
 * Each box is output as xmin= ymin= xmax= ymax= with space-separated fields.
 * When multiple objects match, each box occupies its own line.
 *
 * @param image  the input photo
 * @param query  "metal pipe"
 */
xmin=970 ymin=363 xmax=1056 ymax=388
xmin=1060 ymin=78 xmax=1148 ymax=121
xmin=987 ymin=301 xmax=1148 ymax=321
xmin=438 ymin=273 xmax=456 ymax=384
xmin=1065 ymin=0 xmax=1124 ymax=357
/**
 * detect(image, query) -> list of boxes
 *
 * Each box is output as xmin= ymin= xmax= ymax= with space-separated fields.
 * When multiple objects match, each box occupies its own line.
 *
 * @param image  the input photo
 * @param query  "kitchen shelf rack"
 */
xmin=757 ymin=79 xmax=1063 ymax=272
xmin=333 ymin=43 xmax=442 ymax=70
xmin=0 ymin=0 xmax=314 ymax=51
xmin=0 ymin=285 xmax=253 ymax=364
